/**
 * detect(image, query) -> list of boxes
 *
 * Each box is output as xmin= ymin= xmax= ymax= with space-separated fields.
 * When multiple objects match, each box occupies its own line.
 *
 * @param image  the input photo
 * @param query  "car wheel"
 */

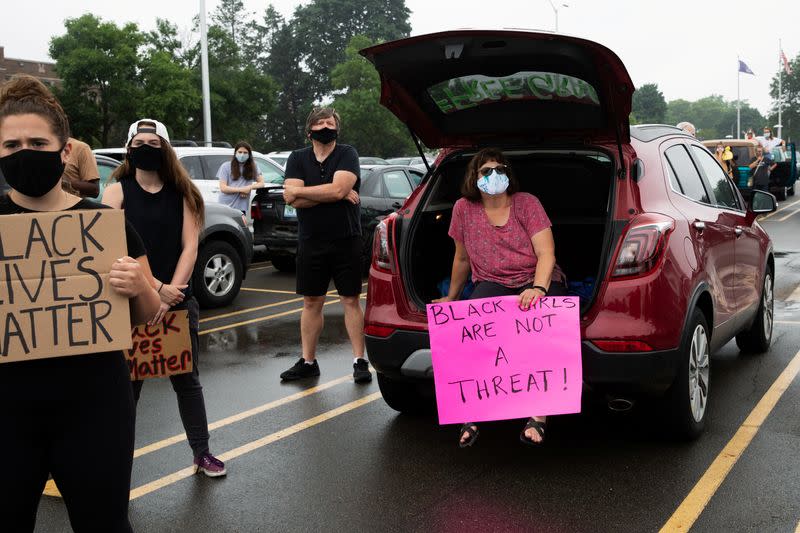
xmin=377 ymin=373 xmax=434 ymax=415
xmin=788 ymin=185 xmax=795 ymax=196
xmin=193 ymin=240 xmax=243 ymax=309
xmin=664 ymin=308 xmax=711 ymax=440
xmin=735 ymin=266 xmax=774 ymax=353
xmin=775 ymin=187 xmax=787 ymax=201
xmin=270 ymin=255 xmax=296 ymax=272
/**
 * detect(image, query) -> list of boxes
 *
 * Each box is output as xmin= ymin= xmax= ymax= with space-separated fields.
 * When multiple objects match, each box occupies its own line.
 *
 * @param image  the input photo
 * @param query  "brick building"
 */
xmin=0 ymin=46 xmax=61 ymax=87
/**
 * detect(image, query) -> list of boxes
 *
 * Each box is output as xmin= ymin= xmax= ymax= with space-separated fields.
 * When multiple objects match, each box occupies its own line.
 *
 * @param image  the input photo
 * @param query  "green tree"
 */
xmin=138 ymin=51 xmax=200 ymax=140
xmin=665 ymin=96 xmax=765 ymax=139
xmin=768 ymin=52 xmax=800 ymax=142
xmin=49 ymin=14 xmax=143 ymax=146
xmin=211 ymin=0 xmax=250 ymax=51
xmin=242 ymin=5 xmax=285 ymax=72
xmin=292 ymin=0 xmax=411 ymax=99
xmin=631 ymin=83 xmax=667 ymax=124
xmin=331 ymin=35 xmax=415 ymax=157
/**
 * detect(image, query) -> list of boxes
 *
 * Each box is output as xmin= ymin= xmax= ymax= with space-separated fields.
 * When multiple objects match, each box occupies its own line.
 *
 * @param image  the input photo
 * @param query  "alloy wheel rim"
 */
xmin=688 ymin=324 xmax=710 ymax=423
xmin=763 ymin=273 xmax=774 ymax=340
xmin=204 ymin=254 xmax=235 ymax=297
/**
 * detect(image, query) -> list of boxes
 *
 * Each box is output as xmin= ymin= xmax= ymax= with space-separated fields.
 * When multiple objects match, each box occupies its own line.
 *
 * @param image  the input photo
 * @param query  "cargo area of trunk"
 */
xmin=402 ymin=149 xmax=615 ymax=310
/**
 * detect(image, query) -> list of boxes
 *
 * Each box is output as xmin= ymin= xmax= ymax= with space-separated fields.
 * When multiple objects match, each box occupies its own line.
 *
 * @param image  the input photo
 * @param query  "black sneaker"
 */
xmin=353 ymin=358 xmax=372 ymax=383
xmin=280 ymin=358 xmax=320 ymax=381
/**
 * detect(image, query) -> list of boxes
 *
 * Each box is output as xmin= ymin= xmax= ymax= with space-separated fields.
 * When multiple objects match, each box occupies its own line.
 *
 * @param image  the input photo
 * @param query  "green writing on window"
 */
xmin=428 ymin=72 xmax=600 ymax=114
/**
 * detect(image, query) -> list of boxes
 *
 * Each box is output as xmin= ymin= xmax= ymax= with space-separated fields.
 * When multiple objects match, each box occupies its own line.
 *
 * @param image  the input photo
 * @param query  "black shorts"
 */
xmin=296 ymin=236 xmax=362 ymax=297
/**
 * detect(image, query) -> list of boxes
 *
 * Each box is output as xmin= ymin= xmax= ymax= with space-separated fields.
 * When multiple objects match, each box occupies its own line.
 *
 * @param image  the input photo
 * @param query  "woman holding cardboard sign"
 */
xmin=433 ymin=147 xmax=568 ymax=448
xmin=103 ymin=119 xmax=226 ymax=478
xmin=0 ymin=75 xmax=160 ymax=532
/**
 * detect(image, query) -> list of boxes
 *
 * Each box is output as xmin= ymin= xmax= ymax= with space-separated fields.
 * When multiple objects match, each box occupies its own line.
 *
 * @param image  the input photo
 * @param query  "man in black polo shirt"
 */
xmin=279 ymin=107 xmax=372 ymax=383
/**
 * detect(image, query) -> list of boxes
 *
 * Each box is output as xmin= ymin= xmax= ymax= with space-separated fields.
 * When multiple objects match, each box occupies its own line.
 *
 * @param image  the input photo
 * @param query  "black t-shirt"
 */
xmin=0 ymin=194 xmax=146 ymax=373
xmin=750 ymin=157 xmax=770 ymax=186
xmin=284 ymin=144 xmax=361 ymax=240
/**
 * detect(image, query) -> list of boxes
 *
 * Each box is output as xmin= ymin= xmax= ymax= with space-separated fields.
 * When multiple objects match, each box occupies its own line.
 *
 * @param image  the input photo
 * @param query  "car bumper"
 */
xmin=366 ymin=330 xmax=679 ymax=392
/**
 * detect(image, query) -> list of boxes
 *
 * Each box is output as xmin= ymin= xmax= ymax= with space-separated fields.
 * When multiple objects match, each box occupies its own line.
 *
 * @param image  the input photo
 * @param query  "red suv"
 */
xmin=360 ymin=30 xmax=778 ymax=438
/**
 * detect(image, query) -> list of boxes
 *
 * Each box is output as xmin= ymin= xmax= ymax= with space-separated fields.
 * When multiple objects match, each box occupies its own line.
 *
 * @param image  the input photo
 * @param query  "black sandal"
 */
xmin=458 ymin=423 xmax=479 ymax=448
xmin=520 ymin=418 xmax=546 ymax=446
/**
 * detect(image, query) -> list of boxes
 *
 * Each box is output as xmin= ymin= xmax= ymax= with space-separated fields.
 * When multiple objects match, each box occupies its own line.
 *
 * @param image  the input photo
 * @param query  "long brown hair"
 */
xmin=231 ymin=141 xmax=256 ymax=180
xmin=0 ymin=75 xmax=70 ymax=143
xmin=461 ymin=148 xmax=519 ymax=201
xmin=111 ymin=130 xmax=205 ymax=227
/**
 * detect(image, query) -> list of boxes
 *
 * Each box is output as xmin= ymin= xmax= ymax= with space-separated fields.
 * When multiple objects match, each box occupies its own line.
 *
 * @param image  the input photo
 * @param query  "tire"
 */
xmin=788 ymin=185 xmax=795 ymax=197
xmin=377 ymin=373 xmax=434 ymax=415
xmin=735 ymin=266 xmax=774 ymax=353
xmin=193 ymin=240 xmax=243 ymax=309
xmin=270 ymin=255 xmax=296 ymax=272
xmin=775 ymin=187 xmax=787 ymax=201
xmin=663 ymin=308 xmax=711 ymax=440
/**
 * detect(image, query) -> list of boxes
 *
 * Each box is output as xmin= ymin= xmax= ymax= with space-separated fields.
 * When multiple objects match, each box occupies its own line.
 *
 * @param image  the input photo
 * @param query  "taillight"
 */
xmin=612 ymin=218 xmax=674 ymax=278
xmin=365 ymin=324 xmax=396 ymax=337
xmin=591 ymin=340 xmax=654 ymax=352
xmin=372 ymin=214 xmax=397 ymax=272
xmin=251 ymin=200 xmax=262 ymax=221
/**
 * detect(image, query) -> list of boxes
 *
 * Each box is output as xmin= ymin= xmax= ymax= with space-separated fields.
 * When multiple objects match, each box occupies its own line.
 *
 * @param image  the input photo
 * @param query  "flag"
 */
xmin=738 ymin=59 xmax=755 ymax=75
xmin=781 ymin=50 xmax=793 ymax=75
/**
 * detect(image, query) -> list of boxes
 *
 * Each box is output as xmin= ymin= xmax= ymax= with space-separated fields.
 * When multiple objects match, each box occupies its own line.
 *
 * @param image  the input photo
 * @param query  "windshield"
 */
xmin=428 ymin=71 xmax=600 ymax=114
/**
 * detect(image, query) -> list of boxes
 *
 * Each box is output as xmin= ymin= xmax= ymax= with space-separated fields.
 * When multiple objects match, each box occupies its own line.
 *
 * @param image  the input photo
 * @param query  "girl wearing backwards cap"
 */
xmin=103 ymin=119 xmax=227 ymax=477
xmin=0 ymin=76 xmax=160 ymax=532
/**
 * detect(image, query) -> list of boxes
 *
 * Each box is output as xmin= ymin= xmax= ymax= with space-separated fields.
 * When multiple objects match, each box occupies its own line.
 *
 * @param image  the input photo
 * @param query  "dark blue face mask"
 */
xmin=0 ymin=147 xmax=65 ymax=197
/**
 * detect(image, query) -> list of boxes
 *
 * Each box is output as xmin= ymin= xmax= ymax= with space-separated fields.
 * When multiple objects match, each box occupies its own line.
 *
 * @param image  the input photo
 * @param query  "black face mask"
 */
xmin=0 ymin=147 xmax=65 ymax=198
xmin=128 ymin=144 xmax=163 ymax=171
xmin=309 ymin=127 xmax=338 ymax=145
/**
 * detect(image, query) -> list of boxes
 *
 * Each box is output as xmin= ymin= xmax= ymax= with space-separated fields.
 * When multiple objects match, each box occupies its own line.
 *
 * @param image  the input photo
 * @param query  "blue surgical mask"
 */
xmin=235 ymin=153 xmax=249 ymax=163
xmin=477 ymin=170 xmax=509 ymax=195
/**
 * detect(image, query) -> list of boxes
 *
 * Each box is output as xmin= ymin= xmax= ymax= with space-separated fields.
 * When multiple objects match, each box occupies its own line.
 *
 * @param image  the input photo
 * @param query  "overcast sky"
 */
xmin=2 ymin=0 xmax=797 ymax=118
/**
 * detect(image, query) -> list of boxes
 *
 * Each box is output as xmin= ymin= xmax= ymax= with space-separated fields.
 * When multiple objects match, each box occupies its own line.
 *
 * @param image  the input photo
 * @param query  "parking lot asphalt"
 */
xmin=33 ymin=202 xmax=800 ymax=533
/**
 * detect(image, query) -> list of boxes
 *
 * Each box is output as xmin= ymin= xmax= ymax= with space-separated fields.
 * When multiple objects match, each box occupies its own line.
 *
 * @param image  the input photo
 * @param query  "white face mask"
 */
xmin=235 ymin=153 xmax=249 ymax=163
xmin=477 ymin=170 xmax=509 ymax=195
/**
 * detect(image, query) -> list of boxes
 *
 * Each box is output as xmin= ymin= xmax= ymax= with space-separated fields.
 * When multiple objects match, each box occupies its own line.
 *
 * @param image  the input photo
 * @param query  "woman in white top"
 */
xmin=216 ymin=141 xmax=264 ymax=213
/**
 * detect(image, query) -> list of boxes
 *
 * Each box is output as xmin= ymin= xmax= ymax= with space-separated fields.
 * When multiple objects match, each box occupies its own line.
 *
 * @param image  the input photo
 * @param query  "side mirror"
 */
xmin=749 ymin=189 xmax=778 ymax=214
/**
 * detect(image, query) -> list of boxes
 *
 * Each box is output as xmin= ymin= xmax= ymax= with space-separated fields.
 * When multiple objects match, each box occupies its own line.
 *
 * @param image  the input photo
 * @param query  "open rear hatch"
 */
xmin=360 ymin=30 xmax=633 ymax=147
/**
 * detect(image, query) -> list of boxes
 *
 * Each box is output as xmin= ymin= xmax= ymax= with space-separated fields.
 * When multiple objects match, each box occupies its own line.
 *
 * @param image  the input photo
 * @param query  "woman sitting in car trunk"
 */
xmin=433 ymin=147 xmax=567 ymax=448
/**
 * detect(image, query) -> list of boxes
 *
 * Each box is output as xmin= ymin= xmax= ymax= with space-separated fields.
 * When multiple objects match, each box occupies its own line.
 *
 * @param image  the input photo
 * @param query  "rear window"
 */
xmin=428 ymin=71 xmax=600 ymax=114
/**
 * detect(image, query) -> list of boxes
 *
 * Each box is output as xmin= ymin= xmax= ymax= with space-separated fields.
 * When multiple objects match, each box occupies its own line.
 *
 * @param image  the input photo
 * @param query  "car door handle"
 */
xmin=693 ymin=221 xmax=706 ymax=231
xmin=734 ymin=226 xmax=743 ymax=236
xmin=391 ymin=201 xmax=402 ymax=209
xmin=211 ymin=188 xmax=220 ymax=193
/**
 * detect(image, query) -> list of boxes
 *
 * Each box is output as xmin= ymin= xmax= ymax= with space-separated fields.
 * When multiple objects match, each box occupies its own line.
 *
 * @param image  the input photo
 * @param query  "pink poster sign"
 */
xmin=426 ymin=296 xmax=582 ymax=425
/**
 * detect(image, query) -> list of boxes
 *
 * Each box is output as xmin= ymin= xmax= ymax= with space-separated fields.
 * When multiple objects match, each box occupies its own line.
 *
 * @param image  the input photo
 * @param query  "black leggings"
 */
xmin=469 ymin=280 xmax=569 ymax=300
xmin=0 ymin=354 xmax=135 ymax=533
xmin=131 ymin=298 xmax=210 ymax=458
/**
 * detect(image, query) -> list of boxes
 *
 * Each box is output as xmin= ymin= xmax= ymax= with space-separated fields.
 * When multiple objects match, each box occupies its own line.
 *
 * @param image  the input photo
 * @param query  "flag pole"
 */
xmin=737 ymin=56 xmax=741 ymax=139
xmin=778 ymin=39 xmax=783 ymax=139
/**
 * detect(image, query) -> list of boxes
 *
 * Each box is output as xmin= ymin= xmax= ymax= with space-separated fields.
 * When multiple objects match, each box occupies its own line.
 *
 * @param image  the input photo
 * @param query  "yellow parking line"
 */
xmin=133 ymin=374 xmax=356 ymax=458
xmin=794 ymin=519 xmax=799 ymax=533
xmin=760 ymin=198 xmax=800 ymax=220
xmin=249 ymin=265 xmax=275 ymax=271
xmin=776 ymin=320 xmax=800 ymax=325
xmin=240 ymin=287 xmax=297 ymax=294
xmin=775 ymin=209 xmax=800 ymax=222
xmin=659 ymin=348 xmax=800 ymax=532
xmin=200 ymin=297 xmax=304 ymax=323
xmin=128 ymin=392 xmax=382 ymax=501
xmin=199 ymin=299 xmax=342 ymax=336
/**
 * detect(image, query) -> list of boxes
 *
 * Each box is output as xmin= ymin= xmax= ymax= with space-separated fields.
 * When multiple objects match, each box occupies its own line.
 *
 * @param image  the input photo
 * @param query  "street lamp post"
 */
xmin=547 ymin=0 xmax=569 ymax=32
xmin=199 ymin=0 xmax=212 ymax=146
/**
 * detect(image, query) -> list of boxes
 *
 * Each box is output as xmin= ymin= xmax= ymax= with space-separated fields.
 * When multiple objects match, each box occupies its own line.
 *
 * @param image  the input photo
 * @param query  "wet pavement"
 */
xmin=33 ymin=205 xmax=800 ymax=532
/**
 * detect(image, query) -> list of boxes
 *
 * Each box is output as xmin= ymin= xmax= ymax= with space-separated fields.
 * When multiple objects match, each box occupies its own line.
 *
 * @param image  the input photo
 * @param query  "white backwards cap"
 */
xmin=126 ymin=119 xmax=170 ymax=146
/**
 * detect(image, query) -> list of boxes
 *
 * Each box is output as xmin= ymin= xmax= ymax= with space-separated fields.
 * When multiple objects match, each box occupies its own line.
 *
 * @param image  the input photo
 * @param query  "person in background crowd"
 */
xmin=713 ymin=142 xmax=735 ymax=179
xmin=103 ymin=118 xmax=227 ymax=478
xmin=216 ymin=141 xmax=264 ymax=214
xmin=0 ymin=75 xmax=160 ymax=532
xmin=676 ymin=121 xmax=696 ymax=137
xmin=757 ymin=127 xmax=785 ymax=163
xmin=745 ymin=128 xmax=757 ymax=142
xmin=62 ymin=136 xmax=100 ymax=198
xmin=279 ymin=107 xmax=372 ymax=384
xmin=749 ymin=145 xmax=776 ymax=192
xmin=434 ymin=147 xmax=568 ymax=448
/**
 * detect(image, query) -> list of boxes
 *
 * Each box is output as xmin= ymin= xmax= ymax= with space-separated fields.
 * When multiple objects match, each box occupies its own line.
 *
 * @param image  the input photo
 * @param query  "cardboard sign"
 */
xmin=0 ymin=210 xmax=133 ymax=362
xmin=127 ymin=310 xmax=192 ymax=380
xmin=426 ymin=296 xmax=582 ymax=425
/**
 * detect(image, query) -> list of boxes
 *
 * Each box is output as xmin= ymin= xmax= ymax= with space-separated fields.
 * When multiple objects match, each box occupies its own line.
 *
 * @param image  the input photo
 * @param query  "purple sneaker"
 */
xmin=193 ymin=452 xmax=227 ymax=477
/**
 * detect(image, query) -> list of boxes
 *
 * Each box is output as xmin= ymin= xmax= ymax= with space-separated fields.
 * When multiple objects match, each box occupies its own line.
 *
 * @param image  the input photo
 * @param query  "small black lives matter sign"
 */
xmin=0 ymin=210 xmax=132 ymax=362
xmin=127 ymin=310 xmax=192 ymax=380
